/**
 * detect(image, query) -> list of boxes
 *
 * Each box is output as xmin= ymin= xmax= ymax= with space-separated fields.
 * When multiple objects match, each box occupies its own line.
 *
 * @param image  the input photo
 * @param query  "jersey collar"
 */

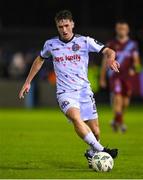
xmin=59 ymin=34 xmax=75 ymax=43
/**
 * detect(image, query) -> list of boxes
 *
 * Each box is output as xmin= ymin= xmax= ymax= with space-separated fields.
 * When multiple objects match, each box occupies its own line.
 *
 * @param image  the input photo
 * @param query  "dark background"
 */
xmin=0 ymin=0 xmax=143 ymax=52
xmin=0 ymin=0 xmax=143 ymax=29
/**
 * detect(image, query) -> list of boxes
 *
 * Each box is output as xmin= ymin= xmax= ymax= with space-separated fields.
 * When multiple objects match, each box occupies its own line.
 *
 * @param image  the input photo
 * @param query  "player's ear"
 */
xmin=71 ymin=21 xmax=75 ymax=28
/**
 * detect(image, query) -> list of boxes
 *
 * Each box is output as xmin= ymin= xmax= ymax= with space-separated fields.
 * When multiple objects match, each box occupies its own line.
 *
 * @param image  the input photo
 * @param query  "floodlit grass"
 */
xmin=0 ymin=105 xmax=143 ymax=179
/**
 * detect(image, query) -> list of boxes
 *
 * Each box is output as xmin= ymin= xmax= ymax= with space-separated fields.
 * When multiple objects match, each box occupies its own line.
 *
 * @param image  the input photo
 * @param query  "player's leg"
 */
xmin=110 ymin=79 xmax=124 ymax=131
xmin=119 ymin=96 xmax=130 ymax=132
xmin=79 ymin=95 xmax=118 ymax=168
xmin=84 ymin=119 xmax=101 ymax=168
xmin=122 ymin=80 xmax=132 ymax=111
xmin=58 ymin=95 xmax=118 ymax=165
xmin=119 ymin=80 xmax=132 ymax=132
xmin=120 ymin=82 xmax=131 ymax=132
xmin=84 ymin=119 xmax=100 ymax=160
xmin=80 ymin=95 xmax=100 ymax=140
xmin=66 ymin=107 xmax=104 ymax=151
xmin=112 ymin=93 xmax=124 ymax=131
xmin=57 ymin=96 xmax=104 ymax=151
xmin=113 ymin=94 xmax=123 ymax=123
xmin=85 ymin=119 xmax=100 ymax=141
xmin=123 ymin=96 xmax=130 ymax=111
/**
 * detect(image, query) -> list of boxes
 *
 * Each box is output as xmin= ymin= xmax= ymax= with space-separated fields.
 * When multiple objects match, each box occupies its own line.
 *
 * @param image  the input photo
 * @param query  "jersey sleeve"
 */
xmin=87 ymin=36 xmax=105 ymax=53
xmin=40 ymin=41 xmax=51 ymax=59
xmin=132 ymin=41 xmax=139 ymax=56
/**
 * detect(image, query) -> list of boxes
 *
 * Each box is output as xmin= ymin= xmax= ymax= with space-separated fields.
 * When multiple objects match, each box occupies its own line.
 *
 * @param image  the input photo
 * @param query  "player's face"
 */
xmin=56 ymin=19 xmax=74 ymax=41
xmin=115 ymin=23 xmax=130 ymax=38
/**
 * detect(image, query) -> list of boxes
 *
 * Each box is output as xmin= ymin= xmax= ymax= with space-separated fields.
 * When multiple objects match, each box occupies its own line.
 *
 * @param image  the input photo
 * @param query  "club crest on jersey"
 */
xmin=72 ymin=43 xmax=80 ymax=51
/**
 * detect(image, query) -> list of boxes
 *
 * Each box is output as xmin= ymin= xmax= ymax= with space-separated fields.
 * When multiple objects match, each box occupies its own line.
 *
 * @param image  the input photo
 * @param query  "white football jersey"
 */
xmin=40 ymin=34 xmax=105 ymax=96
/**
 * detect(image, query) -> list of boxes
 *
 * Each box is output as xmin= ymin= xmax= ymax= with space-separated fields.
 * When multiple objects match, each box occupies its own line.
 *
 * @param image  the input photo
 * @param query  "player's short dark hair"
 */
xmin=55 ymin=10 xmax=73 ymax=22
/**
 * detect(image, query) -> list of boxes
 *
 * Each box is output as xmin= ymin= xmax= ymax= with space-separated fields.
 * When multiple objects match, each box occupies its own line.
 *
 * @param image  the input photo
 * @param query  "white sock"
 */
xmin=84 ymin=132 xmax=104 ymax=152
xmin=88 ymin=140 xmax=100 ymax=156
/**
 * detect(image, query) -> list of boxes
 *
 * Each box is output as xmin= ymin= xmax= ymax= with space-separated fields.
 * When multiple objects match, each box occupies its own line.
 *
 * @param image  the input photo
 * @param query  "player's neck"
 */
xmin=116 ymin=36 xmax=129 ymax=44
xmin=59 ymin=33 xmax=74 ymax=43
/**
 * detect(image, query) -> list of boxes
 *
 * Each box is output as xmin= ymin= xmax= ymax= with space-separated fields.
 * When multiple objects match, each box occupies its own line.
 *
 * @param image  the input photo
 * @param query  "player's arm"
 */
xmin=87 ymin=37 xmax=120 ymax=73
xmin=100 ymin=57 xmax=107 ymax=88
xmin=19 ymin=56 xmax=44 ymax=99
xmin=132 ymin=52 xmax=142 ymax=73
xmin=102 ymin=47 xmax=120 ymax=73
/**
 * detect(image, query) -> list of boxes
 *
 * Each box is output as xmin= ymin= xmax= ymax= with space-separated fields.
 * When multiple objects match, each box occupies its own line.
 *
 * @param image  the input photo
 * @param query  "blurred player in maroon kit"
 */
xmin=100 ymin=20 xmax=141 ymax=132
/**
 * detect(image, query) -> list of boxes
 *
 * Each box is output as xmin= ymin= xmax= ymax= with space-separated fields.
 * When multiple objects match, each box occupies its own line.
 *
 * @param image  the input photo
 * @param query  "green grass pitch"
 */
xmin=0 ymin=105 xmax=143 ymax=179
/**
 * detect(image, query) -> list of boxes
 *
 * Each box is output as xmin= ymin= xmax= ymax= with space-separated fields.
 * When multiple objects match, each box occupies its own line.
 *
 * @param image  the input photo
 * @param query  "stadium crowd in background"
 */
xmin=0 ymin=47 xmax=56 ymax=84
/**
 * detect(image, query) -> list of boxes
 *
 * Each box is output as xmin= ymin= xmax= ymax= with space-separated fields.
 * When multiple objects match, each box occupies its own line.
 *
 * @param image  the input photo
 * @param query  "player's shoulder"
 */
xmin=74 ymin=34 xmax=88 ymax=41
xmin=74 ymin=34 xmax=99 ymax=44
xmin=43 ymin=36 xmax=59 ymax=45
xmin=126 ymin=39 xmax=139 ymax=49
xmin=75 ymin=35 xmax=105 ymax=48
xmin=75 ymin=34 xmax=95 ymax=40
xmin=128 ymin=39 xmax=138 ymax=45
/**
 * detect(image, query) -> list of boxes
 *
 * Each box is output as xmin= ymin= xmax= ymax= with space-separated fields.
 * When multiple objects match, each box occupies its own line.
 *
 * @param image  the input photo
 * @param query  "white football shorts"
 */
xmin=57 ymin=91 xmax=98 ymax=121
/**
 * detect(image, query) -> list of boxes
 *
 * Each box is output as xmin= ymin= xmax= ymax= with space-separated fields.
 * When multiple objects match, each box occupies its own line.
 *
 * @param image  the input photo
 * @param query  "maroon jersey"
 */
xmin=107 ymin=39 xmax=139 ymax=79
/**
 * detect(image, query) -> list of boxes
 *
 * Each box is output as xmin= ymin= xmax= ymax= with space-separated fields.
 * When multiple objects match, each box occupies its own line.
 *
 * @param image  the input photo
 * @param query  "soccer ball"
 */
xmin=91 ymin=152 xmax=114 ymax=172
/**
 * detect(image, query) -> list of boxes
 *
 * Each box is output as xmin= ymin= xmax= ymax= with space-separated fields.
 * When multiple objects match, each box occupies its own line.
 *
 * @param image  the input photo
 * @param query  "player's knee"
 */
xmin=66 ymin=107 xmax=81 ymax=123
xmin=114 ymin=94 xmax=123 ymax=110
xmin=123 ymin=97 xmax=130 ymax=108
xmin=71 ymin=117 xmax=83 ymax=127
xmin=114 ymin=94 xmax=122 ymax=102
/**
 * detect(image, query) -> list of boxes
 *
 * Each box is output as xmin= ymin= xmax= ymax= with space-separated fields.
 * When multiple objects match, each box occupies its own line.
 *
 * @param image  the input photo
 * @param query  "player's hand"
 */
xmin=100 ymin=78 xmax=107 ymax=88
xmin=108 ymin=60 xmax=120 ymax=73
xmin=19 ymin=83 xmax=31 ymax=99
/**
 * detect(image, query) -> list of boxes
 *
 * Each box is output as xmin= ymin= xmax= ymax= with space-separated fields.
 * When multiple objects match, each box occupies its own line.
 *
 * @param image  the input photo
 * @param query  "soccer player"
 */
xmin=19 ymin=10 xmax=119 ymax=168
xmin=100 ymin=20 xmax=141 ymax=132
